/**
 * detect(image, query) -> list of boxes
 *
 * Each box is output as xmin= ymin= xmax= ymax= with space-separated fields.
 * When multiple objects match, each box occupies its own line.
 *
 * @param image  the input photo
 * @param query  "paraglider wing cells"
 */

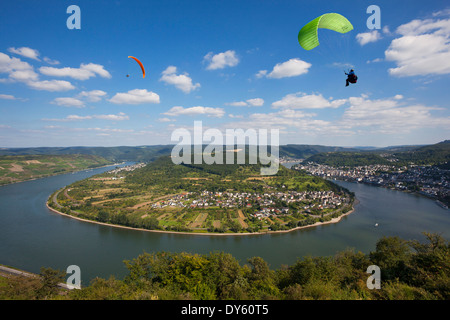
xmin=128 ymin=56 xmax=145 ymax=78
xmin=298 ymin=13 xmax=353 ymax=51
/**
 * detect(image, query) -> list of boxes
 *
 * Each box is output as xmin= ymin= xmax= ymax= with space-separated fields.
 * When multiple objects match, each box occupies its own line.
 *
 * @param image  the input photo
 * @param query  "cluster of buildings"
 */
xmin=295 ymin=163 xmax=399 ymax=180
xmin=107 ymin=162 xmax=146 ymax=176
xmin=151 ymin=193 xmax=189 ymax=209
xmin=150 ymin=189 xmax=349 ymax=218
xmin=295 ymin=162 xmax=449 ymax=207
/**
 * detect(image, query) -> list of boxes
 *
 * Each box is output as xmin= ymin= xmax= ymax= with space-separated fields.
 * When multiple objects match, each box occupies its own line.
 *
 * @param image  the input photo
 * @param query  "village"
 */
xmin=106 ymin=162 xmax=147 ymax=177
xmin=150 ymin=189 xmax=350 ymax=219
xmin=295 ymin=162 xmax=450 ymax=207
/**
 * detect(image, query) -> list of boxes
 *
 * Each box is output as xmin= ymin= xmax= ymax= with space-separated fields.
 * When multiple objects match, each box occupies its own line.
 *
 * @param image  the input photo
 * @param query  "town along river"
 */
xmin=0 ymin=164 xmax=448 ymax=286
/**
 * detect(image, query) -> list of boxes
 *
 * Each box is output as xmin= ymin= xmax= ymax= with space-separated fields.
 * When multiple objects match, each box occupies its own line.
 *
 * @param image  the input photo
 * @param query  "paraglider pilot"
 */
xmin=345 ymin=69 xmax=357 ymax=87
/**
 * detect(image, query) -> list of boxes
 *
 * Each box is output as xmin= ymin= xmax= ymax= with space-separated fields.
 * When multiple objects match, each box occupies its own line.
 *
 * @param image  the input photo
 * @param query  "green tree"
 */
xmin=407 ymin=233 xmax=450 ymax=299
xmin=246 ymin=256 xmax=280 ymax=299
xmin=369 ymin=236 xmax=412 ymax=281
xmin=37 ymin=267 xmax=66 ymax=299
xmin=97 ymin=210 xmax=110 ymax=223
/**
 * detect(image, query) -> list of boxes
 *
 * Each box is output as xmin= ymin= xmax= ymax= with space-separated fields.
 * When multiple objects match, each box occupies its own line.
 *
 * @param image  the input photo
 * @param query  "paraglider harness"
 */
xmin=345 ymin=69 xmax=357 ymax=86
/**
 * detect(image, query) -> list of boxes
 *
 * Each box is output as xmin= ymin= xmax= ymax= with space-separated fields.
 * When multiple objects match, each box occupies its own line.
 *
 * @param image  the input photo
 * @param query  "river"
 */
xmin=0 ymin=163 xmax=448 ymax=286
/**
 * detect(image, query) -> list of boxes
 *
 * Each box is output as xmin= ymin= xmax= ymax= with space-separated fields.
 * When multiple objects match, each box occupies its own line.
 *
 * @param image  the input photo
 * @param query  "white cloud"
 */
xmin=9 ymin=69 xmax=39 ymax=82
xmin=356 ymin=30 xmax=382 ymax=45
xmin=258 ymin=58 xmax=311 ymax=79
xmin=43 ymin=57 xmax=60 ymax=65
xmin=39 ymin=63 xmax=111 ymax=80
xmin=226 ymin=98 xmax=264 ymax=107
xmin=204 ymin=50 xmax=239 ymax=70
xmin=163 ymin=106 xmax=225 ymax=118
xmin=8 ymin=47 xmax=40 ymax=61
xmin=79 ymin=63 xmax=112 ymax=79
xmin=0 ymin=52 xmax=75 ymax=91
xmin=78 ymin=90 xmax=107 ymax=102
xmin=222 ymin=93 xmax=450 ymax=142
xmin=226 ymin=101 xmax=248 ymax=107
xmin=246 ymin=98 xmax=264 ymax=107
xmin=432 ymin=8 xmax=450 ymax=18
xmin=255 ymin=70 xmax=267 ymax=79
xmin=109 ymin=89 xmax=160 ymax=104
xmin=51 ymin=90 xmax=107 ymax=108
xmin=223 ymin=109 xmax=342 ymax=137
xmin=85 ymin=127 xmax=134 ymax=133
xmin=272 ymin=92 xmax=347 ymax=109
xmin=340 ymin=94 xmax=450 ymax=133
xmin=158 ymin=117 xmax=176 ymax=122
xmin=27 ymin=80 xmax=75 ymax=91
xmin=0 ymin=94 xmax=15 ymax=100
xmin=0 ymin=52 xmax=34 ymax=74
xmin=52 ymin=97 xmax=85 ymax=108
xmin=385 ymin=17 xmax=450 ymax=76
xmin=159 ymin=66 xmax=200 ymax=93
xmin=94 ymin=112 xmax=129 ymax=121
xmin=366 ymin=58 xmax=383 ymax=64
xmin=43 ymin=112 xmax=129 ymax=122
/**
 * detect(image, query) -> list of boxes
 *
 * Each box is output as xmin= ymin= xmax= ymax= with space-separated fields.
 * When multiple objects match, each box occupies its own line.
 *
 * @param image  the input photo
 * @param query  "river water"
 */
xmin=0 ymin=163 xmax=448 ymax=285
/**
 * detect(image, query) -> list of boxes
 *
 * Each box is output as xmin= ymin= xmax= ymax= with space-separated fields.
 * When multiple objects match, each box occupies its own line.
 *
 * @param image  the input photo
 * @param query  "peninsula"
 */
xmin=47 ymin=155 xmax=355 ymax=235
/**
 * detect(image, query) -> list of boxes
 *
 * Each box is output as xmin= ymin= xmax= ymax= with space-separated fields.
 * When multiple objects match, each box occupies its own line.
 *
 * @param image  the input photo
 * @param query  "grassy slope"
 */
xmin=0 ymin=154 xmax=111 ymax=186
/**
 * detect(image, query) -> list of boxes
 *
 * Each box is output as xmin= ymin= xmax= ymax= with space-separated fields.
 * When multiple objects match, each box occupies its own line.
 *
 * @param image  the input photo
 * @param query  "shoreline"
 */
xmin=46 ymin=192 xmax=357 ymax=237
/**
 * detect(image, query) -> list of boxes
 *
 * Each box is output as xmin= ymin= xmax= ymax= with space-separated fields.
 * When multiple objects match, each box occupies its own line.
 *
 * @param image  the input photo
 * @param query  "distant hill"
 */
xmin=0 ymin=145 xmax=173 ymax=162
xmin=390 ymin=140 xmax=450 ymax=165
xmin=278 ymin=144 xmax=359 ymax=158
xmin=302 ymin=152 xmax=391 ymax=167
xmin=0 ymin=154 xmax=110 ymax=185
xmin=0 ymin=144 xmax=364 ymax=162
xmin=301 ymin=140 xmax=450 ymax=167
xmin=1 ymin=141 xmax=448 ymax=166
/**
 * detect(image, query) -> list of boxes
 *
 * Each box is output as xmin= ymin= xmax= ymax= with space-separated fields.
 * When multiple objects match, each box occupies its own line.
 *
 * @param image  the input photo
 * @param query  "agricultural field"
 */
xmin=0 ymin=154 xmax=111 ymax=186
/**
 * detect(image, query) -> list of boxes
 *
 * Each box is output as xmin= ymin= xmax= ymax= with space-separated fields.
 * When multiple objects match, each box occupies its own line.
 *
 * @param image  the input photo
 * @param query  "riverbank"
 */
xmin=46 ymin=189 xmax=357 ymax=237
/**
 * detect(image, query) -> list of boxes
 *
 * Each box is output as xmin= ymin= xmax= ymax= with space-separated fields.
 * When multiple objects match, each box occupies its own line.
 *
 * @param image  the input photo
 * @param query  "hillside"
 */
xmin=302 ymin=152 xmax=391 ymax=167
xmin=0 ymin=144 xmax=371 ymax=162
xmin=279 ymin=144 xmax=359 ymax=158
xmin=0 ymin=154 xmax=111 ymax=186
xmin=0 ymin=145 xmax=173 ymax=163
xmin=302 ymin=140 xmax=450 ymax=167
xmin=391 ymin=140 xmax=450 ymax=165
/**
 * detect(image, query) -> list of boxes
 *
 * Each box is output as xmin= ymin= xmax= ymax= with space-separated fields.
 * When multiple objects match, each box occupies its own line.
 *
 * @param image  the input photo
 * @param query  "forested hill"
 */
xmin=303 ymin=152 xmax=390 ymax=167
xmin=124 ymin=155 xmax=342 ymax=194
xmin=0 ymin=145 xmax=173 ymax=163
xmin=1 ymin=140 xmax=448 ymax=166
xmin=302 ymin=140 xmax=450 ymax=167
xmin=391 ymin=140 xmax=450 ymax=165
xmin=0 ymin=154 xmax=110 ymax=185
xmin=0 ymin=144 xmax=364 ymax=162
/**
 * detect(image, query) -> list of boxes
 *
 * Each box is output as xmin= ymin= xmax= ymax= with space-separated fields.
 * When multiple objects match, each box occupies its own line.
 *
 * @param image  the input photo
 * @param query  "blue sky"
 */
xmin=0 ymin=0 xmax=449 ymax=148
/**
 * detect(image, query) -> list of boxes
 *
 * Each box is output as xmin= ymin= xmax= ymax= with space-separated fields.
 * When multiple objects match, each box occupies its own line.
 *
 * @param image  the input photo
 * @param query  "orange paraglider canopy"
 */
xmin=128 ymin=56 xmax=145 ymax=78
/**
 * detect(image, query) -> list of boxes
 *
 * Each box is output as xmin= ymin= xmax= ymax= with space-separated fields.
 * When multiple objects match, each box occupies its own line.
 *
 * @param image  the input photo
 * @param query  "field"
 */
xmin=0 ymin=154 xmax=110 ymax=185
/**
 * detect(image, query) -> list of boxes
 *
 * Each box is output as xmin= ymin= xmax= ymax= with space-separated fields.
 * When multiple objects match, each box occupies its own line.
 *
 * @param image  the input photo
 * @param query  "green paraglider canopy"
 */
xmin=298 ymin=13 xmax=353 ymax=51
